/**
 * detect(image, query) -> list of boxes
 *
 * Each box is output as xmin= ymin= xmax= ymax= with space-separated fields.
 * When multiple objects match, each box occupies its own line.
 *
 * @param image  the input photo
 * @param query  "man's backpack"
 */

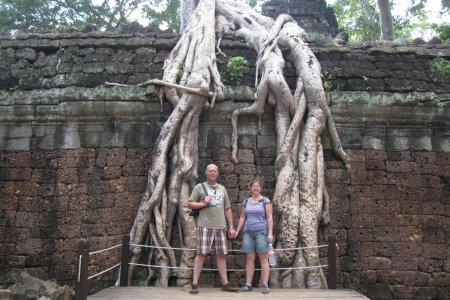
xmin=188 ymin=183 xmax=208 ymax=217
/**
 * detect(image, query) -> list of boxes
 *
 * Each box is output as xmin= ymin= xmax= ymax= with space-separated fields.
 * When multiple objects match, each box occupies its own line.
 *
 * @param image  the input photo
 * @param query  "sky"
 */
xmin=325 ymin=0 xmax=449 ymax=40
xmin=326 ymin=0 xmax=448 ymax=23
xmin=103 ymin=0 xmax=449 ymax=37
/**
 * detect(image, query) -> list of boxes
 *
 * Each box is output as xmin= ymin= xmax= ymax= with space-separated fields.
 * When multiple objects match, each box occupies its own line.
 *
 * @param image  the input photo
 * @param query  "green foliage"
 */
xmin=176 ymin=67 xmax=190 ymax=82
xmin=141 ymin=0 xmax=265 ymax=32
xmin=0 ymin=0 xmax=145 ymax=33
xmin=432 ymin=23 xmax=450 ymax=42
xmin=322 ymin=71 xmax=333 ymax=91
xmin=392 ymin=0 xmax=432 ymax=41
xmin=142 ymin=0 xmax=180 ymax=32
xmin=6 ymin=85 xmax=19 ymax=93
xmin=226 ymin=56 xmax=248 ymax=84
xmin=330 ymin=0 xmax=447 ymax=43
xmin=322 ymin=71 xmax=344 ymax=91
xmin=330 ymin=0 xmax=380 ymax=43
xmin=429 ymin=57 xmax=450 ymax=75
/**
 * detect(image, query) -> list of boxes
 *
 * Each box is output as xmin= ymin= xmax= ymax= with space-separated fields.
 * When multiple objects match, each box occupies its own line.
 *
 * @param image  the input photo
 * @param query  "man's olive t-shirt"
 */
xmin=189 ymin=182 xmax=230 ymax=229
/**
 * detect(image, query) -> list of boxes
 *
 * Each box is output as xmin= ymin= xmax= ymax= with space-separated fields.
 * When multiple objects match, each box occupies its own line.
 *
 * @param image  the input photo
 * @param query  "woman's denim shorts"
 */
xmin=242 ymin=230 xmax=269 ymax=253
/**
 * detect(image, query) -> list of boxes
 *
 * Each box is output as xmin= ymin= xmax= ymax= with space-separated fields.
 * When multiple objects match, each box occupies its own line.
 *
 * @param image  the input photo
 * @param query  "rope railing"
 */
xmin=74 ymin=235 xmax=129 ymax=300
xmin=75 ymin=234 xmax=338 ymax=300
xmin=89 ymin=244 xmax=122 ymax=255
xmin=88 ymin=263 xmax=121 ymax=280
xmin=129 ymin=262 xmax=329 ymax=272
xmin=130 ymin=243 xmax=329 ymax=252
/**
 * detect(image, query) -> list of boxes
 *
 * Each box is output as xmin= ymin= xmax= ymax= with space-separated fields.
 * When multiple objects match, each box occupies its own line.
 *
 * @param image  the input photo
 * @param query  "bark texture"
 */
xmin=128 ymin=0 xmax=348 ymax=288
xmin=378 ymin=0 xmax=393 ymax=41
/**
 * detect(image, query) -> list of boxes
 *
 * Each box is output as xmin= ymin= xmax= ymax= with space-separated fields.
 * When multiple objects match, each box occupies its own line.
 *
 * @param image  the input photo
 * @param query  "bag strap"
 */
xmin=243 ymin=197 xmax=268 ymax=218
xmin=244 ymin=197 xmax=268 ymax=207
xmin=201 ymin=183 xmax=208 ymax=197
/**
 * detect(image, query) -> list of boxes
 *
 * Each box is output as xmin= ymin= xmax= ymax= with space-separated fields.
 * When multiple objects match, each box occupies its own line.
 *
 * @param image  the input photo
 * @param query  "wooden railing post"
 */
xmin=119 ymin=234 xmax=130 ymax=287
xmin=75 ymin=239 xmax=89 ymax=300
xmin=327 ymin=235 xmax=337 ymax=289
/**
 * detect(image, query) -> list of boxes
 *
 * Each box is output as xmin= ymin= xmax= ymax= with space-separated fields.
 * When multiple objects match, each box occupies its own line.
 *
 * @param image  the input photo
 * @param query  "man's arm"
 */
xmin=224 ymin=207 xmax=236 ymax=238
xmin=187 ymin=185 xmax=210 ymax=209
xmin=187 ymin=200 xmax=208 ymax=209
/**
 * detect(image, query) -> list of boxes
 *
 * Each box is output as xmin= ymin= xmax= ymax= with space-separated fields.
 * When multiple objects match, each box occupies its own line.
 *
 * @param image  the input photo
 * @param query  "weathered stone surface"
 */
xmin=7 ymin=271 xmax=73 ymax=300
xmin=0 ymin=31 xmax=449 ymax=300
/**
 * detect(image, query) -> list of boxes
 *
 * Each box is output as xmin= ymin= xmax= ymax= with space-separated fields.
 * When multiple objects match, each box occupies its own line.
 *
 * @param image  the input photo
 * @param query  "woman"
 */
xmin=235 ymin=178 xmax=274 ymax=294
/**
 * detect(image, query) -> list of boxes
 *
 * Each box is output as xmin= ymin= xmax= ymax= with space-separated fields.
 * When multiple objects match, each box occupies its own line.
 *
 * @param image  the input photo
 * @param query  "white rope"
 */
xmin=129 ymin=263 xmax=328 ymax=272
xmin=89 ymin=244 xmax=122 ymax=255
xmin=77 ymin=255 xmax=82 ymax=282
xmin=130 ymin=243 xmax=329 ymax=252
xmin=88 ymin=263 xmax=121 ymax=280
xmin=130 ymin=244 xmax=196 ymax=251
xmin=267 ymin=265 xmax=329 ymax=271
xmin=276 ymin=244 xmax=328 ymax=251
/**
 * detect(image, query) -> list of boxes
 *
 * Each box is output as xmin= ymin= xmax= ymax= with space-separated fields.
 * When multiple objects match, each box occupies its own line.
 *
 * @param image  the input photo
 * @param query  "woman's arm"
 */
xmin=266 ymin=202 xmax=274 ymax=243
xmin=235 ymin=204 xmax=246 ymax=237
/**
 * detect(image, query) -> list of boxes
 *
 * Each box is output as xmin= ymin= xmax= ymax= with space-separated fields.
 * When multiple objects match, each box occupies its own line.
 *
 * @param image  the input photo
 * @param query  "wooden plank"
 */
xmin=88 ymin=286 xmax=371 ymax=300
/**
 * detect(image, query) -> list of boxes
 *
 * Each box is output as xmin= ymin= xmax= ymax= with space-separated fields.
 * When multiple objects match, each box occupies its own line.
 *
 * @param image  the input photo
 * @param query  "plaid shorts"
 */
xmin=196 ymin=226 xmax=228 ymax=255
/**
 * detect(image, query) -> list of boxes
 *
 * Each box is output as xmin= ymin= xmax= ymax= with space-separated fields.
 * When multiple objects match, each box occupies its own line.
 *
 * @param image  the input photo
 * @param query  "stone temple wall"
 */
xmin=0 ymin=31 xmax=449 ymax=300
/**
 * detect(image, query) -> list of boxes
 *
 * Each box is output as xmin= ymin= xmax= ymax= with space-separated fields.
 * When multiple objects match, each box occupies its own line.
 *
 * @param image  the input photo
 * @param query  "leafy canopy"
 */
xmin=142 ymin=0 xmax=265 ymax=32
xmin=329 ymin=0 xmax=450 ymax=43
xmin=0 ymin=0 xmax=147 ymax=33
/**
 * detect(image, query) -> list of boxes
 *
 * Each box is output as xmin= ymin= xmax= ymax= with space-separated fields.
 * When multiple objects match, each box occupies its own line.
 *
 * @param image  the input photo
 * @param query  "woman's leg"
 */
xmin=258 ymin=252 xmax=270 ymax=285
xmin=245 ymin=252 xmax=256 ymax=284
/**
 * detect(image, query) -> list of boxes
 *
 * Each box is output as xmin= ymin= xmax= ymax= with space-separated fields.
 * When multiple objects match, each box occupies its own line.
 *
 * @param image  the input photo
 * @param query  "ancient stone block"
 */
xmin=16 ymin=238 xmax=42 ymax=255
xmin=349 ymin=196 xmax=376 ymax=214
xmin=414 ymin=152 xmax=437 ymax=164
xmin=56 ymin=168 xmax=78 ymax=184
xmin=366 ymin=283 xmax=392 ymax=299
xmin=220 ymin=174 xmax=238 ymax=189
xmin=422 ymin=201 xmax=446 ymax=216
xmin=422 ymin=226 xmax=445 ymax=244
xmin=341 ymin=256 xmax=366 ymax=272
xmin=391 ymin=257 xmax=418 ymax=271
xmin=349 ymin=169 xmax=372 ymax=185
xmin=212 ymin=148 xmax=231 ymax=162
xmin=422 ymin=244 xmax=447 ymax=259
xmin=101 ymin=166 xmax=122 ymax=179
xmin=238 ymin=134 xmax=256 ymax=149
xmin=348 ymin=229 xmax=374 ymax=242
xmin=402 ymin=271 xmax=431 ymax=286
xmin=255 ymin=147 xmax=276 ymax=158
xmin=369 ymin=257 xmax=392 ymax=270
xmin=391 ymin=285 xmax=416 ymax=299
xmin=418 ymin=258 xmax=443 ymax=273
xmin=215 ymin=161 xmax=235 ymax=175
xmin=234 ymin=164 xmax=257 ymax=175
xmin=236 ymin=149 xmax=254 ymax=164
xmin=325 ymin=169 xmax=349 ymax=184
xmin=386 ymin=161 xmax=412 ymax=173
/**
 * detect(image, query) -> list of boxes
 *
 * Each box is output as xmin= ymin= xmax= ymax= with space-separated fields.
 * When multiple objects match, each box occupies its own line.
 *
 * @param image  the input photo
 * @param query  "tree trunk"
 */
xmin=126 ymin=0 xmax=348 ymax=288
xmin=378 ymin=0 xmax=393 ymax=41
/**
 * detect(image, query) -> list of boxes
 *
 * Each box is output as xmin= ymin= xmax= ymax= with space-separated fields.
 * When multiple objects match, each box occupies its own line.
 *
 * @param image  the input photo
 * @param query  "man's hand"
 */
xmin=227 ymin=228 xmax=236 ymax=239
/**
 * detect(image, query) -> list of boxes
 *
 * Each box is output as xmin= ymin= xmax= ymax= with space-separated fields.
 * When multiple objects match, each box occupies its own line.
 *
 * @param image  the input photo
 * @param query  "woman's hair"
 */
xmin=249 ymin=178 xmax=263 ymax=189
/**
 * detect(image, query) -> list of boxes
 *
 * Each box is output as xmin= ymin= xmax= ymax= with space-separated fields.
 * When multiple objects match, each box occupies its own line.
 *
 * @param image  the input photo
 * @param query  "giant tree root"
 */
xmin=126 ymin=0 xmax=348 ymax=288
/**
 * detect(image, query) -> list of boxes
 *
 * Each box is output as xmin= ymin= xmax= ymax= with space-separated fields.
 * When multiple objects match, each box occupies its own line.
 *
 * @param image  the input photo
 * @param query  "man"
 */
xmin=187 ymin=163 xmax=238 ymax=294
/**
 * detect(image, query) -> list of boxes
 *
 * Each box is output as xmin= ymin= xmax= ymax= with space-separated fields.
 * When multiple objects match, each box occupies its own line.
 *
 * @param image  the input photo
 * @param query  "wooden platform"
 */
xmin=88 ymin=286 xmax=371 ymax=300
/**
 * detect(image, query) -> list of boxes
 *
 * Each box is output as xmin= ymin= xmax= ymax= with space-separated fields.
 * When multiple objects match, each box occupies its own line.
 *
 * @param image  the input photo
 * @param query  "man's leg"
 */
xmin=192 ymin=253 xmax=206 ymax=285
xmin=190 ymin=253 xmax=206 ymax=294
xmin=216 ymin=254 xmax=229 ymax=284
